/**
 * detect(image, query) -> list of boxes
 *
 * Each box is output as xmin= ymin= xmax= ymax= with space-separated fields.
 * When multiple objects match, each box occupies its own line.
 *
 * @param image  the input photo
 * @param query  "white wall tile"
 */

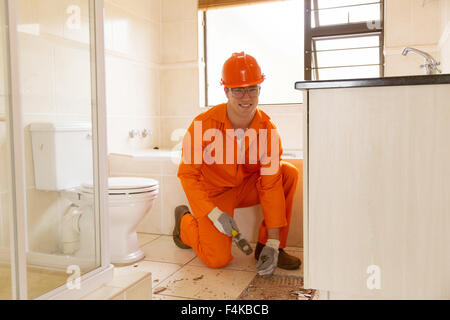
xmin=54 ymin=45 xmax=92 ymax=116
xmin=110 ymin=0 xmax=161 ymax=23
xmin=411 ymin=0 xmax=441 ymax=46
xmin=162 ymin=0 xmax=197 ymax=23
xmin=107 ymin=116 xmax=160 ymax=154
xmin=162 ymin=20 xmax=198 ymax=63
xmin=160 ymin=66 xmax=201 ymax=117
xmin=385 ymin=0 xmax=412 ymax=47
xmin=25 ymin=188 xmax=61 ymax=253
xmin=35 ymin=0 xmax=66 ymax=37
xmin=105 ymin=56 xmax=160 ymax=117
xmin=159 ymin=116 xmax=194 ymax=150
xmin=268 ymin=113 xmax=303 ymax=151
xmin=18 ymin=33 xmax=55 ymax=115
xmin=160 ymin=175 xmax=188 ymax=235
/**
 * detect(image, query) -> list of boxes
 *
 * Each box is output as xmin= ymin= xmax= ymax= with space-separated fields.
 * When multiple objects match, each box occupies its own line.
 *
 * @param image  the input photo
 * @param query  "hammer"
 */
xmin=231 ymin=230 xmax=253 ymax=255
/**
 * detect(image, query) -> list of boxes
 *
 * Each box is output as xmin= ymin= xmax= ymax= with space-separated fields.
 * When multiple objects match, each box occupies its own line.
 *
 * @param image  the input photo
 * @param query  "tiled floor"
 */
xmin=0 ymin=264 xmax=68 ymax=300
xmin=112 ymin=233 xmax=303 ymax=300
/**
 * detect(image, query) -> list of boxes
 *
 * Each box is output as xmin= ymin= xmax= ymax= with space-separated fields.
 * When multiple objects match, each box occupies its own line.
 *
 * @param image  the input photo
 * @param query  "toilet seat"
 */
xmin=80 ymin=177 xmax=159 ymax=195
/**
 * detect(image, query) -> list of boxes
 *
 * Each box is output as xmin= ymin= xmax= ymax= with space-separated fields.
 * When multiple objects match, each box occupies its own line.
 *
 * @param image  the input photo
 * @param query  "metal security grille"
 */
xmin=304 ymin=0 xmax=384 ymax=80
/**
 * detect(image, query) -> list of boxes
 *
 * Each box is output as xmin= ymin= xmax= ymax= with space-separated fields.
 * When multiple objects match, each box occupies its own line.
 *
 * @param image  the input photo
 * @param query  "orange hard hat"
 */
xmin=221 ymin=52 xmax=265 ymax=88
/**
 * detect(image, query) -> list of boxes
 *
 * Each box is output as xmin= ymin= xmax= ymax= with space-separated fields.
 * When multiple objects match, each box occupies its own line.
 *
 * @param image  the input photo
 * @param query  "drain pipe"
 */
xmin=62 ymin=205 xmax=82 ymax=255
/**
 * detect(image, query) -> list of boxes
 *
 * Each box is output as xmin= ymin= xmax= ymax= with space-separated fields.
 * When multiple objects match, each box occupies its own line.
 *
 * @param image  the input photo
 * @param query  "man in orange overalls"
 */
xmin=173 ymin=52 xmax=301 ymax=276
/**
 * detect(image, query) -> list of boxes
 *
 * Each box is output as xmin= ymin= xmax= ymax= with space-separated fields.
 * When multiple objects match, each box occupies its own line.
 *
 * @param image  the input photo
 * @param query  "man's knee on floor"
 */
xmin=201 ymin=254 xmax=232 ymax=269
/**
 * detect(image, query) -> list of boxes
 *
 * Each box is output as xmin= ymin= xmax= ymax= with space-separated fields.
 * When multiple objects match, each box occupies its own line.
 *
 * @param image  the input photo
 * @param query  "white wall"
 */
xmin=158 ymin=0 xmax=303 ymax=152
xmin=439 ymin=0 xmax=450 ymax=73
xmin=159 ymin=0 xmax=201 ymax=150
xmin=1 ymin=0 xmax=163 ymax=254
xmin=384 ymin=0 xmax=448 ymax=76
xmin=104 ymin=0 xmax=162 ymax=154
xmin=4 ymin=0 xmax=447 ymax=254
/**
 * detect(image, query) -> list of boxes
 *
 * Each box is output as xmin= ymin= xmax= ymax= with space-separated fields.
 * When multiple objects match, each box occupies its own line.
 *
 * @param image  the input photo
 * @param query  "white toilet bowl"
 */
xmin=65 ymin=177 xmax=159 ymax=264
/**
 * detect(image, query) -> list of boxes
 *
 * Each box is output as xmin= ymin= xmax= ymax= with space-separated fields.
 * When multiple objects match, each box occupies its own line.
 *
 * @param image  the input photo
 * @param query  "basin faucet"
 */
xmin=402 ymin=47 xmax=442 ymax=75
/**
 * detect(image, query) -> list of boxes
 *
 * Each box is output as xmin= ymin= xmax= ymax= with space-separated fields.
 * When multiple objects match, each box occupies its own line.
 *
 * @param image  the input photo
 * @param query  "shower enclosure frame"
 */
xmin=4 ymin=0 xmax=113 ymax=300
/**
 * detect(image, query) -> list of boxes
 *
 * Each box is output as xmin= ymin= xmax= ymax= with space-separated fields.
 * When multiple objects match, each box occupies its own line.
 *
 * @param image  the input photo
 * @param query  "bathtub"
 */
xmin=108 ymin=149 xmax=303 ymax=247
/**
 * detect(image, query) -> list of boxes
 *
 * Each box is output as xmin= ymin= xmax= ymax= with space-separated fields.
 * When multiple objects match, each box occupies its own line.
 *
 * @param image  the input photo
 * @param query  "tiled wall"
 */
xmin=159 ymin=0 xmax=203 ymax=150
xmin=0 ymin=0 xmax=163 ymax=254
xmin=3 ymin=0 xmax=447 ymax=255
xmin=439 ymin=0 xmax=450 ymax=73
xmin=384 ymin=0 xmax=449 ymax=76
xmin=158 ymin=0 xmax=303 ymax=152
xmin=104 ymin=0 xmax=162 ymax=153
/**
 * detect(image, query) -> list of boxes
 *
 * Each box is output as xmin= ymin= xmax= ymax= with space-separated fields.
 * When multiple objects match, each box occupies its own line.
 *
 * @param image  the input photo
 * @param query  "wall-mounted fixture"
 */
xmin=129 ymin=129 xmax=140 ymax=139
xmin=402 ymin=47 xmax=442 ymax=75
xmin=141 ymin=129 xmax=152 ymax=138
xmin=129 ymin=129 xmax=152 ymax=139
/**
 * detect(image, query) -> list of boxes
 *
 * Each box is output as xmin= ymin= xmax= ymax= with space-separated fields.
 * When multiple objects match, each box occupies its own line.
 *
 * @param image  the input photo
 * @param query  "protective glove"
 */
xmin=207 ymin=207 xmax=239 ymax=237
xmin=256 ymin=239 xmax=280 ymax=277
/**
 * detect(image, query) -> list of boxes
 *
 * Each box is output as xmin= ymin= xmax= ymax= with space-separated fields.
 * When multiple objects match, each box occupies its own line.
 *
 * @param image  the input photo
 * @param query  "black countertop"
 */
xmin=295 ymin=74 xmax=450 ymax=90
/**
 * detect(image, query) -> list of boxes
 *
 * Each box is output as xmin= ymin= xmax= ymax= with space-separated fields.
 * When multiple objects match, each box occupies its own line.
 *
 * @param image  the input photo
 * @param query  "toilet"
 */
xmin=29 ymin=122 xmax=159 ymax=264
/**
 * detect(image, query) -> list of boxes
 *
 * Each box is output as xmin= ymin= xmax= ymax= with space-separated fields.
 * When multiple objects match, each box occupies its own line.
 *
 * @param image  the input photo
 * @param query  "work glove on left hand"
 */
xmin=256 ymin=239 xmax=280 ymax=277
xmin=207 ymin=207 xmax=239 ymax=237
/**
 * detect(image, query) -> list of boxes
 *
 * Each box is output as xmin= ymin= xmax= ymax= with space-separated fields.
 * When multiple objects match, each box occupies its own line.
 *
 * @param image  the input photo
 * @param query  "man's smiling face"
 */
xmin=225 ymin=85 xmax=260 ymax=120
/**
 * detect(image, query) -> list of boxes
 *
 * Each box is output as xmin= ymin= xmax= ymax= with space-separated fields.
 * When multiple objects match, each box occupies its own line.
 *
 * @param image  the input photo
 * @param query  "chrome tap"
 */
xmin=402 ymin=47 xmax=442 ymax=75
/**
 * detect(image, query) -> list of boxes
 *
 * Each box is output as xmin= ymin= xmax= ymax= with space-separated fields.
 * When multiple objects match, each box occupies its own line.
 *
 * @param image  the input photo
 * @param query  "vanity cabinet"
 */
xmin=296 ymin=76 xmax=450 ymax=299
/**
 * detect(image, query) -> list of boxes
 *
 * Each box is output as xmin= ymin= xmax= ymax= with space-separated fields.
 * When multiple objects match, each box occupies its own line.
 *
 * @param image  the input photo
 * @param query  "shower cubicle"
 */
xmin=1 ymin=0 xmax=112 ymax=299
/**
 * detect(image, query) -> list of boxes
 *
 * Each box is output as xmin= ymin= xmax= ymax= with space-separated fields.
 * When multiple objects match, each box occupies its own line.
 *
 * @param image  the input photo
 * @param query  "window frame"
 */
xmin=304 ymin=0 xmax=385 ymax=80
xmin=199 ymin=2 xmax=305 ymax=108
xmin=199 ymin=0 xmax=385 ymax=107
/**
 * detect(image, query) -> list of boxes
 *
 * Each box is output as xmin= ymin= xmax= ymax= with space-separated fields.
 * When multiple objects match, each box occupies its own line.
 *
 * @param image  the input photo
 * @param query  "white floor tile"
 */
xmin=137 ymin=233 xmax=160 ymax=247
xmin=141 ymin=235 xmax=197 ymax=265
xmin=153 ymin=265 xmax=255 ymax=300
xmin=113 ymin=260 xmax=182 ymax=288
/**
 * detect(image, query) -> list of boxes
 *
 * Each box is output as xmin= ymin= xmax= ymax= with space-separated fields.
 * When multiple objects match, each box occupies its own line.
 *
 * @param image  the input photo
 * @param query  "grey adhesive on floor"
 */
xmin=237 ymin=274 xmax=316 ymax=300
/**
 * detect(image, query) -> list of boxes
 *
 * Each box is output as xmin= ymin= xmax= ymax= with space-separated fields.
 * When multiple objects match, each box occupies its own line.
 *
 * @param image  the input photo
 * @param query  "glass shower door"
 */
xmin=16 ymin=0 xmax=103 ymax=299
xmin=0 ymin=0 xmax=13 ymax=300
xmin=0 ymin=0 xmax=109 ymax=300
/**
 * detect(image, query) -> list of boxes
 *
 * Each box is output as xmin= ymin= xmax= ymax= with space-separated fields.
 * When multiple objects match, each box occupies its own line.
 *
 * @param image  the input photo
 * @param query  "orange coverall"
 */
xmin=177 ymin=103 xmax=301 ymax=268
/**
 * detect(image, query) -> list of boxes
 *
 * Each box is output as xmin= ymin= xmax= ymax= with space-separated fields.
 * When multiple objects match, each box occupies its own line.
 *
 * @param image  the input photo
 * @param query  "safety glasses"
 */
xmin=229 ymin=86 xmax=261 ymax=99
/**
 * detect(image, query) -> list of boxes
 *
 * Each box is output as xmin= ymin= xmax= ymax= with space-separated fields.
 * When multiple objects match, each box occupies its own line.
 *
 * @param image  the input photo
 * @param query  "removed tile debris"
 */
xmin=237 ymin=274 xmax=316 ymax=300
xmin=153 ymin=287 xmax=167 ymax=294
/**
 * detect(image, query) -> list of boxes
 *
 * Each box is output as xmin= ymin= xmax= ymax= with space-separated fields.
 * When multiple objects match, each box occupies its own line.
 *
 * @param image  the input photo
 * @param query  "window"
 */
xmin=199 ymin=0 xmax=304 ymax=107
xmin=305 ymin=0 xmax=384 ymax=80
xmin=199 ymin=0 xmax=384 ymax=106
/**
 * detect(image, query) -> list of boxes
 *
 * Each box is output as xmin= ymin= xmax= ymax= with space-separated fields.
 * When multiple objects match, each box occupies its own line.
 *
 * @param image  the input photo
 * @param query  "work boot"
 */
xmin=173 ymin=205 xmax=191 ymax=249
xmin=255 ymin=242 xmax=301 ymax=270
